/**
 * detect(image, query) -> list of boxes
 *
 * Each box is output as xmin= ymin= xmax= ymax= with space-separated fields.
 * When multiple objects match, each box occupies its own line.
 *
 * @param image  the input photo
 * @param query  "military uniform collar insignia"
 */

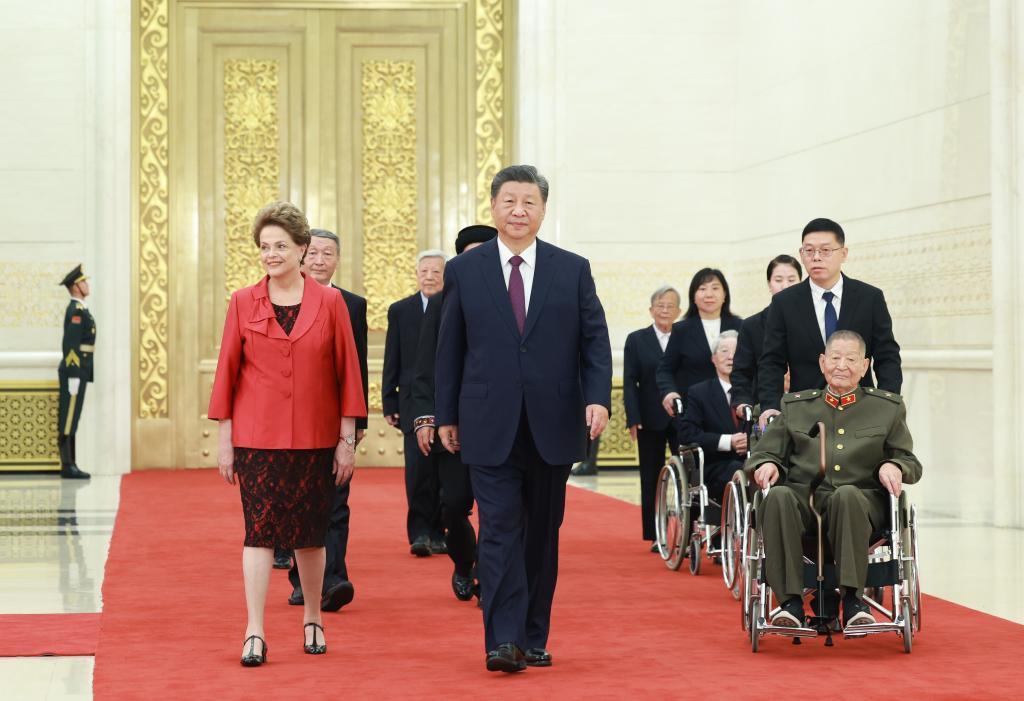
xmin=824 ymin=386 xmax=858 ymax=409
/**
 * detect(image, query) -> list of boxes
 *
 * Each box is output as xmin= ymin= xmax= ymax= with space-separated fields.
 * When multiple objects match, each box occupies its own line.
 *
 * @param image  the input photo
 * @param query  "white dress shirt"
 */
xmin=701 ymin=317 xmax=721 ymax=351
xmin=808 ymin=276 xmax=844 ymax=343
xmin=420 ymin=292 xmax=429 ymax=312
xmin=717 ymin=377 xmax=734 ymax=452
xmin=653 ymin=325 xmax=671 ymax=352
xmin=496 ymin=237 xmax=537 ymax=312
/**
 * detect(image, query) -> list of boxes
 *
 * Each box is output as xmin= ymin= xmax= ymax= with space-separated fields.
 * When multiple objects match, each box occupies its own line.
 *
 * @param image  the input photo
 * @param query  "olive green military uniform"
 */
xmin=57 ymin=265 xmax=96 ymax=478
xmin=745 ymin=387 xmax=922 ymax=602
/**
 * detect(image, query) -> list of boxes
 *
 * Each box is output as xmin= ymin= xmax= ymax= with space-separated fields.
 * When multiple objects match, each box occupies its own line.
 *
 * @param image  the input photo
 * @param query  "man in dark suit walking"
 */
xmin=757 ymin=218 xmax=902 ymax=426
xmin=436 ymin=165 xmax=612 ymax=673
xmin=623 ymin=285 xmax=681 ymax=550
xmin=284 ymin=228 xmax=368 ymax=611
xmin=411 ymin=224 xmax=497 ymax=602
xmin=383 ymin=250 xmax=447 ymax=556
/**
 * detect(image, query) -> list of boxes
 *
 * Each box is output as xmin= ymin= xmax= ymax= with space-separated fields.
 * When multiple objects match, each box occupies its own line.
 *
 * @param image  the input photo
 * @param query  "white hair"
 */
xmin=712 ymin=329 xmax=739 ymax=353
xmin=416 ymin=249 xmax=448 ymax=265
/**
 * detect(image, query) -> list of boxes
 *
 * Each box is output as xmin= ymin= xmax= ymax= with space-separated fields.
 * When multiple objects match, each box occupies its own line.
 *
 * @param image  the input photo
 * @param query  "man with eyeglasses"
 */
xmin=757 ymin=218 xmax=901 ymax=429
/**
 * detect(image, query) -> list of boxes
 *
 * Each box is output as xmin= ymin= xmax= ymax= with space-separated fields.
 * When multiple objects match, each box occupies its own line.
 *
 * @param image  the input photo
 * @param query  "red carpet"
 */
xmin=94 ymin=469 xmax=1024 ymax=700
xmin=0 ymin=613 xmax=100 ymax=656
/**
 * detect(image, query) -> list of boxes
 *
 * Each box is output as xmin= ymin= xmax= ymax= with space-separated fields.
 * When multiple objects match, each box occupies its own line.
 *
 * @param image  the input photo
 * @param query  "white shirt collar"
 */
xmin=496 ymin=237 xmax=537 ymax=269
xmin=718 ymin=376 xmax=732 ymax=395
xmin=420 ymin=292 xmax=429 ymax=311
xmin=71 ymin=297 xmax=88 ymax=308
xmin=809 ymin=275 xmax=843 ymax=301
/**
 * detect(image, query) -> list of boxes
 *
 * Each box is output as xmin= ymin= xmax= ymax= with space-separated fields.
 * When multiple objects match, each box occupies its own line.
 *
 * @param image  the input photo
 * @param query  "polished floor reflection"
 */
xmin=1 ymin=470 xmax=1021 ymax=700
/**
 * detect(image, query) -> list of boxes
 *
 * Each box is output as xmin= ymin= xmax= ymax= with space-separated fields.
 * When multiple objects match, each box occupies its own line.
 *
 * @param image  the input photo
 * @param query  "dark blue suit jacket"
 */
xmin=677 ymin=377 xmax=742 ymax=472
xmin=435 ymin=238 xmax=612 ymax=467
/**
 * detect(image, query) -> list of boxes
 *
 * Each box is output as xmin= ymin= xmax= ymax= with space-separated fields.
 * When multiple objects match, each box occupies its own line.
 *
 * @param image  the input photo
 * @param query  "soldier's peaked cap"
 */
xmin=60 ymin=264 xmax=88 ymax=288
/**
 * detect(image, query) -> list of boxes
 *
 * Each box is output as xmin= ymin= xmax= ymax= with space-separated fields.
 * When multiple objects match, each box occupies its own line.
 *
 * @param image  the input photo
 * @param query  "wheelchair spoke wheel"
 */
xmin=741 ymin=506 xmax=757 ymax=631
xmin=688 ymin=536 xmax=702 ymax=575
xmin=902 ymin=596 xmax=913 ymax=653
xmin=655 ymin=460 xmax=689 ymax=571
xmin=720 ymin=482 xmax=736 ymax=591
xmin=749 ymin=595 xmax=760 ymax=653
xmin=909 ymin=504 xmax=922 ymax=632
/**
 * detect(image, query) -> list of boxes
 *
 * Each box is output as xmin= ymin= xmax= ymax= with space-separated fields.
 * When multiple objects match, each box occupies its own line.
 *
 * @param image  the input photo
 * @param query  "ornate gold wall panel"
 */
xmin=223 ymin=59 xmax=281 ymax=299
xmin=361 ymin=59 xmax=419 ymax=330
xmin=136 ymin=0 xmax=170 ymax=420
xmin=0 ymin=382 xmax=60 ymax=471
xmin=0 ymin=262 xmax=76 ymax=329
xmin=475 ymin=0 xmax=505 ymax=221
xmin=597 ymin=381 xmax=638 ymax=467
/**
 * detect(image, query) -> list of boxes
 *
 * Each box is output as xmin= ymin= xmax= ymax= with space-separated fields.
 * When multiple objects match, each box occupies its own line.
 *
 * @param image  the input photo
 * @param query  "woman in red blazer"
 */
xmin=208 ymin=202 xmax=366 ymax=666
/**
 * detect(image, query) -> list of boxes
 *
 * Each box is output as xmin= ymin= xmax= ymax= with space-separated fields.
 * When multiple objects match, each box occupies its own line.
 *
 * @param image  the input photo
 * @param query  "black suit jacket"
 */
xmin=333 ymin=284 xmax=369 ymax=431
xmin=655 ymin=314 xmax=743 ymax=401
xmin=623 ymin=326 xmax=670 ymax=432
xmin=677 ymin=377 xmax=742 ymax=471
xmin=410 ymin=292 xmax=441 ymax=421
xmin=729 ymin=306 xmax=767 ymax=409
xmin=757 ymin=275 xmax=901 ymax=411
xmin=382 ymin=292 xmax=425 ymax=434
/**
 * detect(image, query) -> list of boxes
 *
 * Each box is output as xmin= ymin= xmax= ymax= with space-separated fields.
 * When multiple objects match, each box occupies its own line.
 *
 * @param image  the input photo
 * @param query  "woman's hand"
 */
xmin=334 ymin=440 xmax=356 ymax=486
xmin=218 ymin=420 xmax=235 ymax=485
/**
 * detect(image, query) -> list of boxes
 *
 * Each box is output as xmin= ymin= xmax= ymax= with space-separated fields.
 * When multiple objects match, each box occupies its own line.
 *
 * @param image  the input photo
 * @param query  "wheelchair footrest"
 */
xmin=758 ymin=622 xmax=819 ymax=639
xmin=841 ymin=621 xmax=905 ymax=638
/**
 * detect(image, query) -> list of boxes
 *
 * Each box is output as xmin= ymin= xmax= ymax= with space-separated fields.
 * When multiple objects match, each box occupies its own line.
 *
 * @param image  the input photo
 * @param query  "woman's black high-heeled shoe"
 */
xmin=240 ymin=635 xmax=267 ymax=667
xmin=303 ymin=622 xmax=327 ymax=655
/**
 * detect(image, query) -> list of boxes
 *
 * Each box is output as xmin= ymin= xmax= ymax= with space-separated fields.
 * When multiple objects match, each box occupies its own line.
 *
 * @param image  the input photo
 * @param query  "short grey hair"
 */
xmin=310 ymin=228 xmax=340 ymax=253
xmin=824 ymin=329 xmax=866 ymax=355
xmin=490 ymin=164 xmax=550 ymax=202
xmin=416 ymin=249 xmax=448 ymax=265
xmin=712 ymin=329 xmax=739 ymax=353
xmin=650 ymin=285 xmax=681 ymax=307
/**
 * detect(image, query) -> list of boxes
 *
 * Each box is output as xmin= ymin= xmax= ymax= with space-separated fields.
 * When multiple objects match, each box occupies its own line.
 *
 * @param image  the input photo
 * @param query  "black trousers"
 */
xmin=636 ymin=427 xmax=672 ymax=541
xmin=437 ymin=449 xmax=477 ymax=576
xmin=404 ymin=431 xmax=442 ymax=543
xmin=288 ymin=481 xmax=351 ymax=592
xmin=470 ymin=411 xmax=570 ymax=652
xmin=57 ymin=371 xmax=88 ymax=437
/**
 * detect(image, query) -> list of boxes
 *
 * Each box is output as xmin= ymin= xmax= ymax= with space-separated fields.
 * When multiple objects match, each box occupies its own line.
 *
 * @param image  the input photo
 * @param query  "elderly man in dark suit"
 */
xmin=623 ymin=285 xmax=681 ymax=550
xmin=411 ymin=224 xmax=497 ymax=602
xmin=283 ymin=228 xmax=369 ymax=612
xmin=436 ymin=165 xmax=612 ymax=673
xmin=758 ymin=218 xmax=902 ymax=427
xmin=383 ymin=250 xmax=447 ymax=556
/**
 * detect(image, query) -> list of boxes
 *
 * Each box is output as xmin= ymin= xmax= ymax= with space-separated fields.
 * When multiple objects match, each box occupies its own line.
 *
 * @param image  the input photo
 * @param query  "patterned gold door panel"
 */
xmin=134 ymin=1 xmax=513 ymax=468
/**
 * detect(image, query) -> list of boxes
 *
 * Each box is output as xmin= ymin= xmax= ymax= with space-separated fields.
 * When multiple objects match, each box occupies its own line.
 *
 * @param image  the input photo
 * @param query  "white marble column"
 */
xmin=990 ymin=0 xmax=1024 ymax=527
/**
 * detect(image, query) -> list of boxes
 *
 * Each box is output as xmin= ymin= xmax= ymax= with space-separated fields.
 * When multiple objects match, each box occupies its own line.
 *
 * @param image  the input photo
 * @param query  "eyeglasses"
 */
xmin=799 ymin=246 xmax=842 ymax=259
xmin=652 ymin=304 xmax=679 ymax=311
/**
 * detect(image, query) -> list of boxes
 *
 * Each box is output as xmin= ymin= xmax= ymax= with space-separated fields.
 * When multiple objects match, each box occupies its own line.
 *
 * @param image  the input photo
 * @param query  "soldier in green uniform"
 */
xmin=57 ymin=264 xmax=94 ymax=479
xmin=746 ymin=329 xmax=922 ymax=629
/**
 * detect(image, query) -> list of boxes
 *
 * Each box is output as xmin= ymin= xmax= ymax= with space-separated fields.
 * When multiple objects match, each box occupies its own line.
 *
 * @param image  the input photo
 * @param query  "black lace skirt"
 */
xmin=235 ymin=447 xmax=334 ymax=548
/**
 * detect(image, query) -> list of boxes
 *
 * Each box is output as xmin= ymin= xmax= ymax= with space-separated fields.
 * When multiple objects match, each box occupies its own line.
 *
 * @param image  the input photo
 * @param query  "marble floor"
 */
xmin=1 ymin=470 xmax=1021 ymax=700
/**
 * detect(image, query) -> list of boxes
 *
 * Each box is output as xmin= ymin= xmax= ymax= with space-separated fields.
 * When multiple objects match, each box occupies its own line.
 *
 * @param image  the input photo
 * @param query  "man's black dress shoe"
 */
xmin=410 ymin=535 xmax=431 ymax=557
xmin=650 ymin=542 xmax=659 ymax=553
xmin=430 ymin=538 xmax=448 ymax=555
xmin=486 ymin=642 xmax=526 ymax=673
xmin=452 ymin=571 xmax=475 ymax=601
xmin=525 ymin=648 xmax=552 ymax=667
xmin=288 ymin=587 xmax=304 ymax=606
xmin=273 ymin=549 xmax=292 ymax=570
xmin=61 ymin=463 xmax=90 ymax=480
xmin=240 ymin=635 xmax=267 ymax=667
xmin=842 ymin=595 xmax=875 ymax=628
xmin=320 ymin=580 xmax=355 ymax=612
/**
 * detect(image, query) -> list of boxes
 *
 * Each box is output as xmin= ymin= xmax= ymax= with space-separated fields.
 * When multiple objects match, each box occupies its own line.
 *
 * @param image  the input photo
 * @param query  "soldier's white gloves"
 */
xmin=68 ymin=378 xmax=80 ymax=396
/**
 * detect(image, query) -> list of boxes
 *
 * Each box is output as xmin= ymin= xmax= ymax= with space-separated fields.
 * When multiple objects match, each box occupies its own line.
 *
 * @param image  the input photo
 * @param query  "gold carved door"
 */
xmin=132 ymin=0 xmax=514 ymax=468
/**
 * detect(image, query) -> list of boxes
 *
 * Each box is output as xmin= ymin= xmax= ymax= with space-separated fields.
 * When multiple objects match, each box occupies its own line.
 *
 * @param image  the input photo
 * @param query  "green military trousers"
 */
xmin=760 ymin=484 xmax=887 ymax=602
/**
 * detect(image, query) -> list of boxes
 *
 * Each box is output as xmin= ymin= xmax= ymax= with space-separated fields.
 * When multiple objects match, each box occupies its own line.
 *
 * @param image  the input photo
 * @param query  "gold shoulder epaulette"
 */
xmin=864 ymin=387 xmax=902 ymax=403
xmin=782 ymin=389 xmax=821 ymax=403
xmin=74 ymin=302 xmax=84 ymax=310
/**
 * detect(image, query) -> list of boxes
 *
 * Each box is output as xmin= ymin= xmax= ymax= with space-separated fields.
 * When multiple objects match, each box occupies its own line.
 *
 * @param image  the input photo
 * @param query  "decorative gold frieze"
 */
xmin=0 ymin=262 xmax=76 ymax=329
xmin=366 ymin=378 xmax=383 ymax=412
xmin=137 ymin=0 xmax=170 ymax=419
xmin=475 ymin=0 xmax=505 ymax=222
xmin=0 ymin=382 xmax=59 ymax=470
xmin=361 ymin=59 xmax=419 ymax=330
xmin=223 ymin=59 xmax=281 ymax=298
xmin=596 ymin=382 xmax=638 ymax=467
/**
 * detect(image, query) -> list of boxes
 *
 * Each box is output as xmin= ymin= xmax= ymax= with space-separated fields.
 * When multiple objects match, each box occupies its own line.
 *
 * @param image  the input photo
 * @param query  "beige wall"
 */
xmin=0 ymin=1 xmax=132 ymax=474
xmin=518 ymin=0 xmax=1004 ymax=523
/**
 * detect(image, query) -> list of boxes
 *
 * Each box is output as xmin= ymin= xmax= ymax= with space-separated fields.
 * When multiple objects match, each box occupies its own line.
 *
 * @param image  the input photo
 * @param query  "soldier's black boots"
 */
xmin=59 ymin=435 xmax=90 ymax=480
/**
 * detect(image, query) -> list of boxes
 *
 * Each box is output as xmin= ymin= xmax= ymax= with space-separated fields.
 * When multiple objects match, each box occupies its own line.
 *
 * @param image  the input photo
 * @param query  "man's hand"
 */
xmin=334 ymin=441 xmax=355 ymax=486
xmin=758 ymin=408 xmax=781 ymax=431
xmin=628 ymin=424 xmax=641 ymax=442
xmin=586 ymin=405 xmax=609 ymax=440
xmin=753 ymin=462 xmax=779 ymax=490
xmin=384 ymin=413 xmax=400 ymax=428
xmin=438 ymin=425 xmax=460 ymax=454
xmin=734 ymin=403 xmax=751 ymax=420
xmin=878 ymin=462 xmax=904 ymax=497
xmin=417 ymin=427 xmax=435 ymax=456
xmin=730 ymin=432 xmax=748 ymax=454
xmin=661 ymin=392 xmax=681 ymax=416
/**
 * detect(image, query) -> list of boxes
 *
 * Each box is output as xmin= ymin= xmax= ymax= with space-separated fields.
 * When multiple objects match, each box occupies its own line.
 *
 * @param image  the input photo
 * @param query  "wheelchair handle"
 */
xmin=742 ymin=405 xmax=753 ymax=423
xmin=672 ymin=397 xmax=684 ymax=417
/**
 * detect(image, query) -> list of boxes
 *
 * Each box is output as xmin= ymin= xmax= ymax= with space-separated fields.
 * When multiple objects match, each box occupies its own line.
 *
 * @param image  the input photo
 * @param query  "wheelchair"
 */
xmin=719 ymin=406 xmax=761 ymax=600
xmin=742 ymin=422 xmax=922 ymax=653
xmin=653 ymin=398 xmax=732 ymax=589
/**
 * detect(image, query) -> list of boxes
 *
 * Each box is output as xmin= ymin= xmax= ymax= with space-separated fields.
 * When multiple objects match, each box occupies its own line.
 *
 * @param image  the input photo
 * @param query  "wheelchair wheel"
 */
xmin=902 ymin=596 xmax=913 ymax=653
xmin=909 ymin=503 xmax=922 ymax=632
xmin=721 ymin=478 xmax=747 ymax=598
xmin=688 ymin=535 xmax=702 ymax=575
xmin=655 ymin=459 xmax=690 ymax=571
xmin=749 ymin=595 xmax=760 ymax=653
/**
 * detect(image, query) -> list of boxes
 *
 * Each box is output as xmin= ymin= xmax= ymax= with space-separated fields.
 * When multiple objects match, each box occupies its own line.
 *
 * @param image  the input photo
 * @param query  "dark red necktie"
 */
xmin=508 ymin=255 xmax=526 ymax=334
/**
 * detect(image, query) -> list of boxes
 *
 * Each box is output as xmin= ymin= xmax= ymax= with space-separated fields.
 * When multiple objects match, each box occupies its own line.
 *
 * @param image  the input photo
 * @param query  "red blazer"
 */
xmin=208 ymin=275 xmax=367 ymax=449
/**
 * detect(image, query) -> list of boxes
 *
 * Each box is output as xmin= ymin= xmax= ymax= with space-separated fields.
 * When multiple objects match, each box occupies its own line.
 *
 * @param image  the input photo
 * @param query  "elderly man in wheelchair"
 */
xmin=747 ymin=329 xmax=922 ymax=639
